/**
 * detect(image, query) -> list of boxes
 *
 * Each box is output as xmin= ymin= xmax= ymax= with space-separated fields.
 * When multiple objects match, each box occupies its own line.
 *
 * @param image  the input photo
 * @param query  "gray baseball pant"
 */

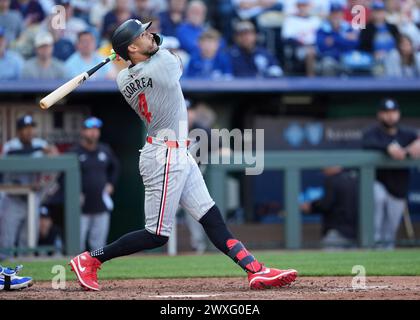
xmin=374 ymin=181 xmax=406 ymax=248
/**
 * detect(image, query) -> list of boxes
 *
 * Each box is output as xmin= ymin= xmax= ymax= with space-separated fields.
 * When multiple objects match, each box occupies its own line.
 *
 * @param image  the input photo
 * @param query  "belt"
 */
xmin=146 ymin=136 xmax=190 ymax=148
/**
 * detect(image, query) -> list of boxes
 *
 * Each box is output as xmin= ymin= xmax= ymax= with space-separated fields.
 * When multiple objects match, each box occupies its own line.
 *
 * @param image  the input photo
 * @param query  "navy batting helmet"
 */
xmin=111 ymin=19 xmax=162 ymax=61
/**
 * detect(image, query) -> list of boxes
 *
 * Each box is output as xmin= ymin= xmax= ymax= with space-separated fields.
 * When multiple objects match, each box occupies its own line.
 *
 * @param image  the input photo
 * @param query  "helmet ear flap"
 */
xmin=151 ymin=33 xmax=162 ymax=46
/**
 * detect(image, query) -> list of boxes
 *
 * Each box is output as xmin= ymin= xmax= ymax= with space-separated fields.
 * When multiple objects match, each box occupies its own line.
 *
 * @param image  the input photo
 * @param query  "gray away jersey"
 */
xmin=116 ymin=49 xmax=188 ymax=141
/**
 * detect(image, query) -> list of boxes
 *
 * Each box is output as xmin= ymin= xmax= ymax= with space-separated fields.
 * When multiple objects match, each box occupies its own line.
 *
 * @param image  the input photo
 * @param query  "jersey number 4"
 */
xmin=138 ymin=93 xmax=152 ymax=123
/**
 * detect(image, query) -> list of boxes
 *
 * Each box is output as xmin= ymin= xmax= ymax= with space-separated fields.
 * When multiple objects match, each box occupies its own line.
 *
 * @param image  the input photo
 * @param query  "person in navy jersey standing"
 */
xmin=0 ymin=115 xmax=58 ymax=259
xmin=363 ymin=98 xmax=420 ymax=249
xmin=70 ymin=117 xmax=120 ymax=252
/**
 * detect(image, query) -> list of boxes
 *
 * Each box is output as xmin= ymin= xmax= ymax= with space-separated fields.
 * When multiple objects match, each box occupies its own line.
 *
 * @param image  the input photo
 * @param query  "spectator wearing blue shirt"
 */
xmin=186 ymin=29 xmax=232 ymax=79
xmin=176 ymin=0 xmax=208 ymax=55
xmin=316 ymin=3 xmax=359 ymax=76
xmin=53 ymin=36 xmax=75 ymax=62
xmin=43 ymin=14 xmax=75 ymax=61
xmin=229 ymin=21 xmax=282 ymax=78
xmin=159 ymin=0 xmax=187 ymax=38
xmin=65 ymin=31 xmax=116 ymax=80
xmin=359 ymin=1 xmax=400 ymax=62
xmin=0 ymin=27 xmax=23 ymax=80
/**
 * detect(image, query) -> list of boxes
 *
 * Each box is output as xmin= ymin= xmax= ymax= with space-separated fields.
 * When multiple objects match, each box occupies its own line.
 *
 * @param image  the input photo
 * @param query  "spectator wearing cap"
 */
xmin=316 ymin=2 xmax=359 ymax=76
xmin=0 ymin=0 xmax=23 ymax=42
xmin=42 ymin=14 xmax=75 ymax=62
xmin=0 ymin=115 xmax=58 ymax=258
xmin=384 ymin=34 xmax=420 ymax=78
xmin=22 ymin=32 xmax=66 ymax=79
xmin=70 ymin=117 xmax=120 ymax=252
xmin=159 ymin=0 xmax=187 ymax=38
xmin=65 ymin=31 xmax=116 ymax=80
xmin=186 ymin=29 xmax=232 ymax=79
xmin=10 ymin=0 xmax=45 ymax=27
xmin=362 ymin=99 xmax=420 ymax=249
xmin=176 ymin=0 xmax=208 ymax=55
xmin=229 ymin=20 xmax=282 ymax=78
xmin=359 ymin=1 xmax=400 ymax=66
xmin=0 ymin=26 xmax=24 ymax=80
xmin=281 ymin=0 xmax=322 ymax=76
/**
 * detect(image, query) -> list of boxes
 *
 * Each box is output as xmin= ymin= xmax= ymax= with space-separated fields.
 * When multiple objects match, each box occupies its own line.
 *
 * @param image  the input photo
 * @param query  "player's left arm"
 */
xmin=405 ymin=130 xmax=420 ymax=158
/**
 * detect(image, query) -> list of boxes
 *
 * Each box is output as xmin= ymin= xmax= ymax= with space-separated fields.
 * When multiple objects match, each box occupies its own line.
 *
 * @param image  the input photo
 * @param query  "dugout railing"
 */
xmin=206 ymin=150 xmax=420 ymax=249
xmin=0 ymin=155 xmax=80 ymax=255
xmin=0 ymin=152 xmax=419 ymax=254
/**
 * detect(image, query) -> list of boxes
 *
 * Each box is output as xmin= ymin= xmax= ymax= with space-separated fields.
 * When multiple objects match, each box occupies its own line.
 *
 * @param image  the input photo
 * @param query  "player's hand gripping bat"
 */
xmin=39 ymin=50 xmax=118 ymax=109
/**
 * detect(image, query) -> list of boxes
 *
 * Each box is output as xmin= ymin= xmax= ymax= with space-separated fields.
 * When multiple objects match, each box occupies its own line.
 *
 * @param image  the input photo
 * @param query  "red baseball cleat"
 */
xmin=69 ymin=252 xmax=101 ymax=291
xmin=248 ymin=267 xmax=298 ymax=290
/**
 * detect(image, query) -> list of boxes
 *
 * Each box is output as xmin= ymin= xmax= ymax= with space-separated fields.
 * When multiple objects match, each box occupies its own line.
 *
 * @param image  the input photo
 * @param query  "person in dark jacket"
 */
xmin=300 ymin=167 xmax=358 ymax=249
xmin=71 ymin=117 xmax=120 ymax=251
xmin=358 ymin=1 xmax=400 ymax=65
xmin=229 ymin=20 xmax=282 ymax=78
xmin=362 ymin=98 xmax=420 ymax=249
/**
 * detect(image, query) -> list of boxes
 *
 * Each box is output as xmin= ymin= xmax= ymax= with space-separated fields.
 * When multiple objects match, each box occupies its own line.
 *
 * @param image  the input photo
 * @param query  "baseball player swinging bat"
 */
xmin=67 ymin=19 xmax=298 ymax=292
xmin=39 ymin=51 xmax=118 ymax=109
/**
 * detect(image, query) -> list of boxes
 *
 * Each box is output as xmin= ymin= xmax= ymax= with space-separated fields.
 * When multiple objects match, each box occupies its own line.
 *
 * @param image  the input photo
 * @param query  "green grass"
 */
xmin=5 ymin=249 xmax=420 ymax=281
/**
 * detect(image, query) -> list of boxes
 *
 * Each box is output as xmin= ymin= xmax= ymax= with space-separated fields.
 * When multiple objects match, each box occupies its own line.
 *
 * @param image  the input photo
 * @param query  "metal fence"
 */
xmin=206 ymin=150 xmax=420 ymax=249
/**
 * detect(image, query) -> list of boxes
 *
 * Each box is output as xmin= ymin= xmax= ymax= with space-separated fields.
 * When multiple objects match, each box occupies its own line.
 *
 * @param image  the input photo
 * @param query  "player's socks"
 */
xmin=199 ymin=205 xmax=263 ymax=274
xmin=90 ymin=229 xmax=168 ymax=263
xmin=226 ymin=239 xmax=263 ymax=273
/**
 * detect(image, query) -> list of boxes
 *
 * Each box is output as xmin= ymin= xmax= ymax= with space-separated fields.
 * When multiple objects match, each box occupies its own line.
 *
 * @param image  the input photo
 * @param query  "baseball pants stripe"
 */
xmin=156 ymin=148 xmax=172 ymax=235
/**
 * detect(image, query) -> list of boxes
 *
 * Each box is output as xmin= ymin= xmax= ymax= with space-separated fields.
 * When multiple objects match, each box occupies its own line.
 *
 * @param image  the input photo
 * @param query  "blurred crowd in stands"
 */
xmin=1 ymin=0 xmax=420 ymax=80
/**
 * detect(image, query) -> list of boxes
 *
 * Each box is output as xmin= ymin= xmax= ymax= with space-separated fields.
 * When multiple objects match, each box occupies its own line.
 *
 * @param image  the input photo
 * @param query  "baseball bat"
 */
xmin=39 ymin=51 xmax=118 ymax=109
xmin=403 ymin=202 xmax=415 ymax=240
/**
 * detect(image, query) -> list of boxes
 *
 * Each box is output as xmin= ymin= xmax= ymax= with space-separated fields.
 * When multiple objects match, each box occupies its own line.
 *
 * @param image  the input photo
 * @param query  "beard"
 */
xmin=82 ymin=136 xmax=98 ymax=145
xmin=144 ymin=40 xmax=160 ymax=57
xmin=380 ymin=119 xmax=398 ymax=129
xmin=146 ymin=46 xmax=159 ymax=57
